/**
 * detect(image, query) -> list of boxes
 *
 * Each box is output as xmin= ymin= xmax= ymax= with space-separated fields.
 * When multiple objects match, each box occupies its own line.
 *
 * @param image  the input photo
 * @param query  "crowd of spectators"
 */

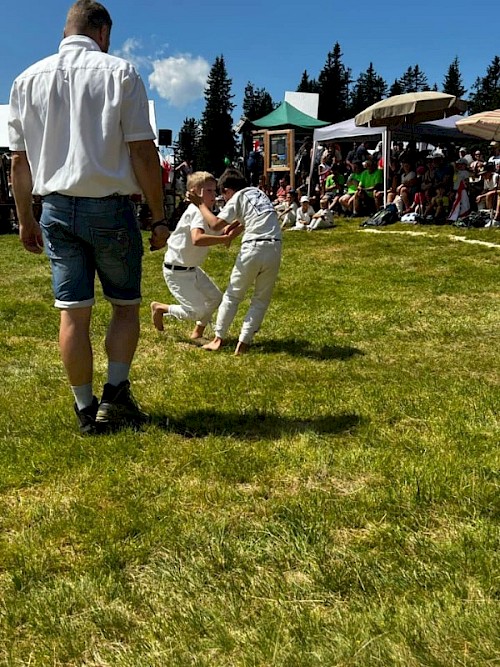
xmin=263 ymin=138 xmax=500 ymax=230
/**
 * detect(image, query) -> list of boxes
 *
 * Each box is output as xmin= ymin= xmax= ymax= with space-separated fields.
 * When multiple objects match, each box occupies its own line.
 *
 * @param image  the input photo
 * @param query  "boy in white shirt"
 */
xmin=188 ymin=168 xmax=281 ymax=355
xmin=151 ymin=172 xmax=240 ymax=339
xmin=309 ymin=196 xmax=335 ymax=230
xmin=288 ymin=195 xmax=316 ymax=230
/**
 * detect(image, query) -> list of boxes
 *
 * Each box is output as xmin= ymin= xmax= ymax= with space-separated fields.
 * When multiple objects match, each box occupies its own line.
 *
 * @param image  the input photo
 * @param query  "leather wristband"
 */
xmin=151 ymin=219 xmax=169 ymax=231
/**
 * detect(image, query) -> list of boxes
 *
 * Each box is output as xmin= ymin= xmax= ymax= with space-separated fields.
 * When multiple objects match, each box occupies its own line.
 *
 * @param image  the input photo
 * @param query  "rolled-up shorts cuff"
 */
xmin=104 ymin=295 xmax=142 ymax=306
xmin=55 ymin=297 xmax=95 ymax=310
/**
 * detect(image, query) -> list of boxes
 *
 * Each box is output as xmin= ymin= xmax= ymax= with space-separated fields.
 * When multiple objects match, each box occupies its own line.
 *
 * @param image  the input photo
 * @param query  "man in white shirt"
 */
xmin=8 ymin=0 xmax=167 ymax=434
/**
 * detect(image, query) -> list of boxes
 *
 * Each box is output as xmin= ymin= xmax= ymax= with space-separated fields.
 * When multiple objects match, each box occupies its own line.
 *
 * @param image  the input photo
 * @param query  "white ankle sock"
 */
xmin=72 ymin=383 xmax=94 ymax=410
xmin=107 ymin=361 xmax=130 ymax=387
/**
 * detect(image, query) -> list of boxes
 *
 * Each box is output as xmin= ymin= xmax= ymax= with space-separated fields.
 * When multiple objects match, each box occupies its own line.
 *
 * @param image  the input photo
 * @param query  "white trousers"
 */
xmin=164 ymin=266 xmax=222 ymax=326
xmin=215 ymin=240 xmax=281 ymax=344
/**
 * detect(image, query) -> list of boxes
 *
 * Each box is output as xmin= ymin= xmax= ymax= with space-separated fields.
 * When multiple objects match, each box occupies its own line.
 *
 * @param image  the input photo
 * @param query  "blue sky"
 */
xmin=1 ymin=0 xmax=495 ymax=141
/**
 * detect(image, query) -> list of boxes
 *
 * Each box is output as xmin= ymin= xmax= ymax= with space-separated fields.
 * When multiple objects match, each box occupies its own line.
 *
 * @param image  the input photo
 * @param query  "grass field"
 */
xmin=0 ymin=220 xmax=499 ymax=666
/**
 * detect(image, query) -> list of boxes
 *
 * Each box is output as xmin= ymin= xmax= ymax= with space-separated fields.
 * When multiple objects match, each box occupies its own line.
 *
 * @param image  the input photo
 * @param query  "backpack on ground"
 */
xmin=360 ymin=203 xmax=399 ymax=227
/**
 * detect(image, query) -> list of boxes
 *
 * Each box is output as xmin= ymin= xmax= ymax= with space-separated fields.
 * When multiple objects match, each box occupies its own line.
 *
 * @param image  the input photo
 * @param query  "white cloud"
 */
xmin=148 ymin=55 xmax=210 ymax=107
xmin=112 ymin=38 xmax=150 ymax=70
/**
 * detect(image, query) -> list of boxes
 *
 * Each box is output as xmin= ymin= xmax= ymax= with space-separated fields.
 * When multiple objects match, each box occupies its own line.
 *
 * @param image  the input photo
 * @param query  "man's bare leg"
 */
xmin=150 ymin=301 xmax=168 ymax=331
xmin=59 ymin=307 xmax=93 ymax=386
xmin=234 ymin=341 xmax=250 ymax=356
xmin=202 ymin=336 xmax=224 ymax=351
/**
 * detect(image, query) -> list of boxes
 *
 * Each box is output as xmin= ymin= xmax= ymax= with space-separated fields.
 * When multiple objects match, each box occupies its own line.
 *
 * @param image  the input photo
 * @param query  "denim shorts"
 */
xmin=40 ymin=193 xmax=143 ymax=309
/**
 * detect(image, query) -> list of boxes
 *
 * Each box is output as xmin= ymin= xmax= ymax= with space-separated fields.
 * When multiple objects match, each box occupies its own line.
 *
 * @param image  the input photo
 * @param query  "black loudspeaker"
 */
xmin=158 ymin=129 xmax=172 ymax=146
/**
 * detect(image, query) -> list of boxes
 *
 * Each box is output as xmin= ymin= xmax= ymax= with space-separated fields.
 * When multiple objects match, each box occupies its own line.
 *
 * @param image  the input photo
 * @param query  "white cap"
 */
xmin=300 ymin=196 xmax=309 ymax=203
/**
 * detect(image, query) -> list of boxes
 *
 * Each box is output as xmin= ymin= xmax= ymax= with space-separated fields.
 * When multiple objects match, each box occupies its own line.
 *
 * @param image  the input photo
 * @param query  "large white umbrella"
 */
xmin=355 ymin=92 xmax=467 ymax=207
xmin=355 ymin=92 xmax=467 ymax=128
xmin=456 ymin=109 xmax=500 ymax=141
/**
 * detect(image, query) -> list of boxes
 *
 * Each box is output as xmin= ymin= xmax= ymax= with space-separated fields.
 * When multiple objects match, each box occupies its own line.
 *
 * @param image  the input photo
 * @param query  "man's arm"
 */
xmin=128 ymin=140 xmax=169 ymax=250
xmin=11 ymin=151 xmax=43 ymax=254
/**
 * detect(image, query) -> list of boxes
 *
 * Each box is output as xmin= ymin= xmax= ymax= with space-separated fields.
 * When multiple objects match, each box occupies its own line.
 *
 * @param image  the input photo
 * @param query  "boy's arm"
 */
xmin=187 ymin=190 xmax=227 ymax=231
xmin=191 ymin=223 xmax=240 ymax=247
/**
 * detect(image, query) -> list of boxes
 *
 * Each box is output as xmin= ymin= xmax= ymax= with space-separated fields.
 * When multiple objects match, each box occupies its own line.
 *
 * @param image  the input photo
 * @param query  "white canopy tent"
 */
xmin=310 ymin=115 xmax=475 ymax=204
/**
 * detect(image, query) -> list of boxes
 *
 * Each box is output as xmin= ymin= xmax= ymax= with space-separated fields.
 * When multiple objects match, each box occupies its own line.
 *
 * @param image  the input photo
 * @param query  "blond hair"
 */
xmin=187 ymin=171 xmax=216 ymax=192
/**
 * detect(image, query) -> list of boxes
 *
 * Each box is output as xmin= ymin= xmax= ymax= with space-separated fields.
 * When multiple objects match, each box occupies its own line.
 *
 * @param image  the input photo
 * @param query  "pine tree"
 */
xmin=442 ymin=57 xmax=466 ymax=97
xmin=196 ymin=55 xmax=236 ymax=177
xmin=241 ymin=82 xmax=276 ymax=156
xmin=176 ymin=117 xmax=199 ymax=165
xmin=398 ymin=65 xmax=429 ymax=93
xmin=388 ymin=79 xmax=404 ymax=97
xmin=242 ymin=82 xmax=276 ymax=121
xmin=468 ymin=56 xmax=500 ymax=113
xmin=296 ymin=70 xmax=320 ymax=93
xmin=350 ymin=62 xmax=387 ymax=116
xmin=317 ymin=43 xmax=352 ymax=122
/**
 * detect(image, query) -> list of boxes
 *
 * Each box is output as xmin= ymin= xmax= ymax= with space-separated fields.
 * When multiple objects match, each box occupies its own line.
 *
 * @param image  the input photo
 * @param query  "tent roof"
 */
xmin=252 ymin=101 xmax=329 ymax=130
xmin=313 ymin=115 xmax=478 ymax=144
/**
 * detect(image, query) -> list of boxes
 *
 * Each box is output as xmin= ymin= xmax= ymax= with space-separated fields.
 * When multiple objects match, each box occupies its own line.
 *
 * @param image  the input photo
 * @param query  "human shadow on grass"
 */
xmin=154 ymin=409 xmax=364 ymax=440
xmin=251 ymin=338 xmax=365 ymax=360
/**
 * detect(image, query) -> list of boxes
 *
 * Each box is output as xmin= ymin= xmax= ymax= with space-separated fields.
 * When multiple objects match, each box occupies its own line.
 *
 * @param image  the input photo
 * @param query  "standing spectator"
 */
xmin=8 ymin=0 xmax=167 ymax=434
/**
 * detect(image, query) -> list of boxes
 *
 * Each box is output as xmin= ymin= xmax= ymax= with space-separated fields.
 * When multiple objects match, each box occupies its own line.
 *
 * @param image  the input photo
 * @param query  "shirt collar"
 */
xmin=58 ymin=35 xmax=102 ymax=53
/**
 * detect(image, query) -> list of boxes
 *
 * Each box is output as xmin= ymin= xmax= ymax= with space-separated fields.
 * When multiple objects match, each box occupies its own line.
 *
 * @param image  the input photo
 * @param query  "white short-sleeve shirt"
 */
xmin=165 ymin=204 xmax=221 ymax=267
xmin=217 ymin=187 xmax=282 ymax=242
xmin=8 ymin=35 xmax=155 ymax=197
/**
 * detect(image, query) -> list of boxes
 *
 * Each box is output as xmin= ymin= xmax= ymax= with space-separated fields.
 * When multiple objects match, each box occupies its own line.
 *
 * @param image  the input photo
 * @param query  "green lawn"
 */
xmin=0 ymin=221 xmax=499 ymax=666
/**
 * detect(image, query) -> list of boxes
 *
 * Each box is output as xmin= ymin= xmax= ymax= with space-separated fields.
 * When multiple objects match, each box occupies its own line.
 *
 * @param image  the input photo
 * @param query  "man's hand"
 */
xmin=149 ymin=221 xmax=170 ymax=251
xmin=19 ymin=216 xmax=43 ymax=254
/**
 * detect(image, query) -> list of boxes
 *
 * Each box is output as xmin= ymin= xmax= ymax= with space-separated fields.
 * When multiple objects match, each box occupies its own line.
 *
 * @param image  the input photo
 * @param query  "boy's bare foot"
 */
xmin=234 ymin=341 xmax=250 ymax=356
xmin=150 ymin=301 xmax=167 ymax=331
xmin=190 ymin=324 xmax=206 ymax=340
xmin=202 ymin=337 xmax=224 ymax=351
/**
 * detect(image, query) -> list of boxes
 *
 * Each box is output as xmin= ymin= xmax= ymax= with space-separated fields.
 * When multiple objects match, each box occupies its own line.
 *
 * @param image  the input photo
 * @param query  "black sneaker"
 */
xmin=96 ymin=380 xmax=149 ymax=430
xmin=74 ymin=396 xmax=98 ymax=435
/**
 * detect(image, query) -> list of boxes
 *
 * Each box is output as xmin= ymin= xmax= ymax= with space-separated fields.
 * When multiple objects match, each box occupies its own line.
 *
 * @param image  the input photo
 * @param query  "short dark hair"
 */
xmin=218 ymin=168 xmax=248 ymax=193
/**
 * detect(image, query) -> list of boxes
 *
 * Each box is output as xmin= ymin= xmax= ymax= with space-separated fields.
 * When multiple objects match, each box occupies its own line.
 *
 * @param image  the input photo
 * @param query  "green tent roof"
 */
xmin=251 ymin=101 xmax=329 ymax=129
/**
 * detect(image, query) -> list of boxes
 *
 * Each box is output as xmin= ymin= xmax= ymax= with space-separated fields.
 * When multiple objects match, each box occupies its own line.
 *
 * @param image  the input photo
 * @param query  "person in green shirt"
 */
xmin=353 ymin=160 xmax=384 ymax=216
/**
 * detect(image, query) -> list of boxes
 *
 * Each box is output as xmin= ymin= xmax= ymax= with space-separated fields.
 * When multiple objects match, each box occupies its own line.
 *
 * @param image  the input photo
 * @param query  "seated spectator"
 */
xmin=273 ymin=177 xmax=289 ymax=205
xmin=424 ymin=183 xmax=450 ymax=222
xmin=287 ymin=195 xmax=316 ymax=231
xmin=386 ymin=157 xmax=401 ymax=202
xmin=487 ymin=141 xmax=500 ymax=171
xmin=339 ymin=161 xmax=363 ymax=216
xmin=309 ymin=196 xmax=335 ymax=230
xmin=470 ymin=149 xmax=485 ymax=174
xmin=432 ymin=152 xmax=453 ymax=191
xmin=278 ymin=189 xmax=299 ymax=229
xmin=318 ymin=155 xmax=333 ymax=195
xmin=448 ymin=158 xmax=471 ymax=221
xmin=475 ymin=163 xmax=499 ymax=211
xmin=353 ymin=159 xmax=384 ymax=216
xmin=396 ymin=160 xmax=418 ymax=213
xmin=486 ymin=192 xmax=500 ymax=227
xmin=324 ymin=164 xmax=345 ymax=212
xmin=458 ymin=146 xmax=473 ymax=165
